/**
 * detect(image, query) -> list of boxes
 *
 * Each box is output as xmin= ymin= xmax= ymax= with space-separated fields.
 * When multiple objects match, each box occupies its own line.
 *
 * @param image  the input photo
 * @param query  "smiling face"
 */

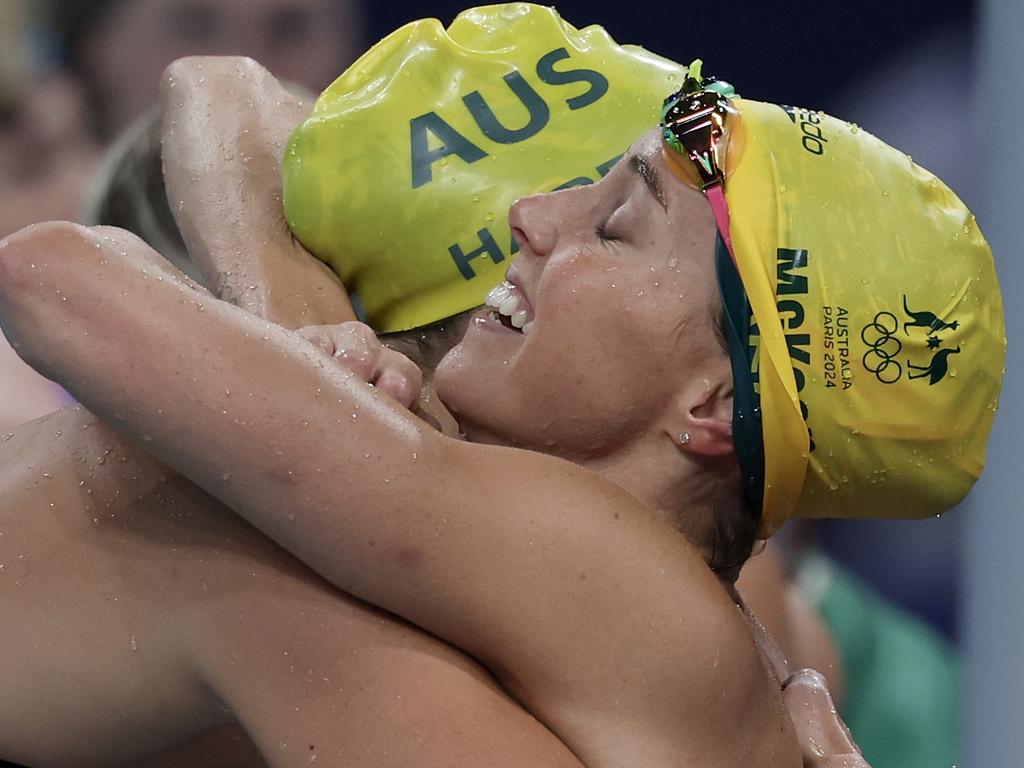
xmin=433 ymin=128 xmax=732 ymax=464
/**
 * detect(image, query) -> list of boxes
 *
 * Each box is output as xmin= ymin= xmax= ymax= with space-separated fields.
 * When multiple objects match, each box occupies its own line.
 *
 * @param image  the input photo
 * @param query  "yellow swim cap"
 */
xmin=720 ymin=98 xmax=1006 ymax=533
xmin=283 ymin=3 xmax=684 ymax=331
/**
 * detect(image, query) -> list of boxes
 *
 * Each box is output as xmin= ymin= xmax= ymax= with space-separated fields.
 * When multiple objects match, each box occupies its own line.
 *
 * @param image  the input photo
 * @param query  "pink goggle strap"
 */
xmin=706 ymin=183 xmax=736 ymax=266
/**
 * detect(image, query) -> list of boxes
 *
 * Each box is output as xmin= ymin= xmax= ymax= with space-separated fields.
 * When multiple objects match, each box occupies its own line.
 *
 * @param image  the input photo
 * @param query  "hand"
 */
xmin=783 ymin=669 xmax=870 ymax=768
xmin=298 ymin=322 xmax=422 ymax=410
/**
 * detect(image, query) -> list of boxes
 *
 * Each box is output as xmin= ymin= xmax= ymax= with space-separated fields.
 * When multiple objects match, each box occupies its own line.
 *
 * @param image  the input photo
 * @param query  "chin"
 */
xmin=433 ymin=341 xmax=483 ymax=424
xmin=433 ymin=336 xmax=521 ymax=447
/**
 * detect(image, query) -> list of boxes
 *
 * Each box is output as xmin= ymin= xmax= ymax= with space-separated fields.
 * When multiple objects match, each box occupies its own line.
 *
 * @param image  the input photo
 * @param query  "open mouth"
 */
xmin=485 ymin=281 xmax=534 ymax=336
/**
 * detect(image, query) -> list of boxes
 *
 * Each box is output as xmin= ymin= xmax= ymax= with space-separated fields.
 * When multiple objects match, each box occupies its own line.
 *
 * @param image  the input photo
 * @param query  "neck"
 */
xmin=578 ymin=435 xmax=739 ymax=564
xmin=450 ymin=412 xmax=750 ymax=570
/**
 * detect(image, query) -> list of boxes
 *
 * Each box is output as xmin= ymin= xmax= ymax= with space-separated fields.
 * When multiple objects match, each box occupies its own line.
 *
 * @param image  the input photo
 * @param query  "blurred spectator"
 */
xmin=1 ymin=1 xmax=83 ymax=427
xmin=54 ymin=0 xmax=366 ymax=140
xmin=1 ymin=0 xmax=367 ymax=432
xmin=1 ymin=1 xmax=99 ymax=238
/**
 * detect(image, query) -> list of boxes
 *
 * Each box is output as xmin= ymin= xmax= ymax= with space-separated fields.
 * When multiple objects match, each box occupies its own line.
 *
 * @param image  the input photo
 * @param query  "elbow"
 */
xmin=0 ymin=221 xmax=95 ymax=366
xmin=0 ymin=221 xmax=82 ymax=297
xmin=161 ymin=56 xmax=271 ymax=104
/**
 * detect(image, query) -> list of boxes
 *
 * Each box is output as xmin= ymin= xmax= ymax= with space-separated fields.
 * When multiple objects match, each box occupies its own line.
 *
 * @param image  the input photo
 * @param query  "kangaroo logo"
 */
xmin=860 ymin=298 xmax=965 ymax=386
xmin=902 ymin=296 xmax=959 ymax=334
xmin=907 ymin=347 xmax=961 ymax=385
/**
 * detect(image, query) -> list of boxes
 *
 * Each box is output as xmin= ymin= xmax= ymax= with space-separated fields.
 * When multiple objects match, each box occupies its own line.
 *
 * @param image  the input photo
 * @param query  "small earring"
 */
xmin=679 ymin=432 xmax=691 ymax=446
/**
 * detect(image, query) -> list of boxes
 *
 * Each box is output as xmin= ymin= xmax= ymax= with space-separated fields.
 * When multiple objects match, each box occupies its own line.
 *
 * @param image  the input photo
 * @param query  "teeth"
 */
xmin=485 ymin=280 xmax=533 ymax=332
xmin=499 ymin=297 xmax=519 ymax=316
xmin=485 ymin=282 xmax=513 ymax=309
xmin=522 ymin=320 xmax=534 ymax=336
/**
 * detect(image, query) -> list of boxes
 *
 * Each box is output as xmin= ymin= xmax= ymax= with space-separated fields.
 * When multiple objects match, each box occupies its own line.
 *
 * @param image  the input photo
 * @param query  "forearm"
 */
xmin=0 ymin=223 xmax=645 ymax=673
xmin=0 ymin=222 xmax=440 ymax=630
xmin=161 ymin=56 xmax=354 ymax=328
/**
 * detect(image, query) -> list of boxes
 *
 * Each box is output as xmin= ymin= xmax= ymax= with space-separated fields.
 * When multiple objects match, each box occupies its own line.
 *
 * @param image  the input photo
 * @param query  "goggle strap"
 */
xmin=706 ymin=184 xmax=736 ymax=267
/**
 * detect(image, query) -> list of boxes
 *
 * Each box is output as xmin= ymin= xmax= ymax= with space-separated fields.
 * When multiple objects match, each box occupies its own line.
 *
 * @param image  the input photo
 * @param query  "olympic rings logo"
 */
xmin=861 ymin=312 xmax=903 ymax=384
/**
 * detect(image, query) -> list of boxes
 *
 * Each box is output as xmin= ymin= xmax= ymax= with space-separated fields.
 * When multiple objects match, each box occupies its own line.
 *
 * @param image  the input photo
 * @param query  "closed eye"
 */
xmin=596 ymin=223 xmax=619 ymax=244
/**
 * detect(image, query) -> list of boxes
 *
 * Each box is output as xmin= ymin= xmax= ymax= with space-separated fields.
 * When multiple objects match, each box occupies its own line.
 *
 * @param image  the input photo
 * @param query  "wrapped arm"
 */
xmin=161 ymin=56 xmax=354 ymax=328
xmin=0 ymin=223 xmax=793 ymax=768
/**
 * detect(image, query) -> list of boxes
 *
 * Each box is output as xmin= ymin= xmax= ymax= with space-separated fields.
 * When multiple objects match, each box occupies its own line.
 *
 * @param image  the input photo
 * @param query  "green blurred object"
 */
xmin=797 ymin=554 xmax=959 ymax=768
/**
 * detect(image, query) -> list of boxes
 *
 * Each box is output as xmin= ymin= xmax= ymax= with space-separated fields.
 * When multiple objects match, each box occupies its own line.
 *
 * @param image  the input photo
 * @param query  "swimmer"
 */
xmin=0 ymin=7 xmax=1003 ymax=768
xmin=0 ymin=17 xmax=843 ymax=767
xmin=0 ymin=59 xmax=582 ymax=768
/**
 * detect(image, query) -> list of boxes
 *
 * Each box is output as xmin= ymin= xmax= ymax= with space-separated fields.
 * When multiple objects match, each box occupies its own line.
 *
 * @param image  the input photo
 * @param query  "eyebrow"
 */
xmin=629 ymin=154 xmax=667 ymax=211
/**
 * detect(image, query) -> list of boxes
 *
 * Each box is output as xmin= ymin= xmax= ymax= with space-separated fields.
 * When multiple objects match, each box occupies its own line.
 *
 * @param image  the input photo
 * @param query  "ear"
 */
xmin=666 ymin=356 xmax=735 ymax=458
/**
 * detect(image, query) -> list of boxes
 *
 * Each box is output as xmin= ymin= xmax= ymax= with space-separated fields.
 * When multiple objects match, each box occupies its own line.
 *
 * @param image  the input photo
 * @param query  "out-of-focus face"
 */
xmin=82 ymin=0 xmax=365 ymax=136
xmin=434 ymin=128 xmax=726 ymax=460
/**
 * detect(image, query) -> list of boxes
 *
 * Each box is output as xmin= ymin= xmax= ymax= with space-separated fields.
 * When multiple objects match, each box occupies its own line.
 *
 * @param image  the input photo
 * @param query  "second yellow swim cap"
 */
xmin=283 ymin=3 xmax=684 ymax=331
xmin=721 ymin=98 xmax=1006 ymax=532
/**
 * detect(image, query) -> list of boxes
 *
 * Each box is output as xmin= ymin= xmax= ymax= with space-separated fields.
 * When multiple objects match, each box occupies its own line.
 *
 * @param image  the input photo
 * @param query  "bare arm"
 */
xmin=0 ymin=407 xmax=580 ymax=768
xmin=161 ymin=56 xmax=354 ymax=328
xmin=0 ymin=223 xmax=795 ymax=768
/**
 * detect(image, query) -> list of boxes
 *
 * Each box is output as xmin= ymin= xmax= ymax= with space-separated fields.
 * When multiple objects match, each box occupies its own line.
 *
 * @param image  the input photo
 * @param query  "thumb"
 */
xmin=783 ymin=669 xmax=866 ymax=767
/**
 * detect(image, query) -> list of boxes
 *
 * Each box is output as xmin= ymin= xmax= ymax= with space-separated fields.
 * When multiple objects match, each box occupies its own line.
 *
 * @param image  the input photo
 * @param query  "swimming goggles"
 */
xmin=660 ymin=60 xmax=738 ymax=260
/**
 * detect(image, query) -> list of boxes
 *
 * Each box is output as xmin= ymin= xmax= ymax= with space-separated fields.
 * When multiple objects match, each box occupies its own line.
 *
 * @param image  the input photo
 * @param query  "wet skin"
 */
xmin=0 ymin=219 xmax=798 ymax=768
xmin=0 ymin=58 xmax=847 ymax=768
xmin=0 ymin=58 xmax=581 ymax=765
xmin=0 ymin=405 xmax=581 ymax=767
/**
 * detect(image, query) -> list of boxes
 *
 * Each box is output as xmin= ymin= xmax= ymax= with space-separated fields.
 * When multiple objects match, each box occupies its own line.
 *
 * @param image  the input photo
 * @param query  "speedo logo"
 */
xmin=747 ymin=248 xmax=815 ymax=451
xmin=778 ymin=105 xmax=828 ymax=157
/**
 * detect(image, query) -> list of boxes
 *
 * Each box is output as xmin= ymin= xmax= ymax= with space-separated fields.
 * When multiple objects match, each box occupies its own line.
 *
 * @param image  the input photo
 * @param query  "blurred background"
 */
xmin=1 ymin=1 xmax=1018 ymax=766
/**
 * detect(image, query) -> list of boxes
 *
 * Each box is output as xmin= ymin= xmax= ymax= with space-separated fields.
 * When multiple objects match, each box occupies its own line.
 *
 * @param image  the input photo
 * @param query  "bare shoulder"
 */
xmin=439 ymin=439 xmax=800 ymax=767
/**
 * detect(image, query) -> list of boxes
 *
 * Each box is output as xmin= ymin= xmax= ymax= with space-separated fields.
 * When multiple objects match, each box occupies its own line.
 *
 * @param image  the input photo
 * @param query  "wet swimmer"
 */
xmin=0 ymin=20 xmax=812 ymax=767
xmin=0 ymin=16 xmax=824 ymax=766
xmin=0 ymin=6 xmax=1006 ymax=768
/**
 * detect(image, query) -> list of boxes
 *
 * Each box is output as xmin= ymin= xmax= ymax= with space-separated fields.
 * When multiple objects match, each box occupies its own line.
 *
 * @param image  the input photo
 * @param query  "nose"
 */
xmin=508 ymin=192 xmax=560 ymax=259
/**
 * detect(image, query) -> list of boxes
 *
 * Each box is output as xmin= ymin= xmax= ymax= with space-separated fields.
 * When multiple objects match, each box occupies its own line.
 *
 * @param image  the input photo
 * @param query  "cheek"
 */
xmin=525 ymin=280 xmax=683 ymax=407
xmin=548 ymin=257 xmax=686 ymax=355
